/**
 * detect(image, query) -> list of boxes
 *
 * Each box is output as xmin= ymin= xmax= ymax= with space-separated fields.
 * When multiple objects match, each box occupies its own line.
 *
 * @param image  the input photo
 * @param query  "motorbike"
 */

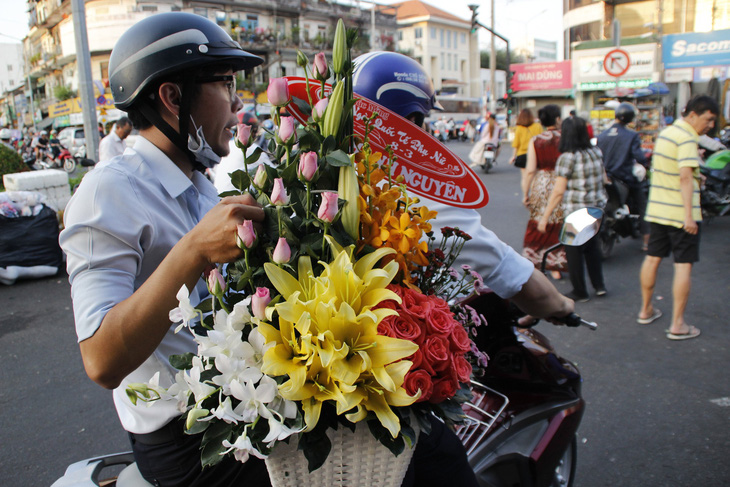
xmin=598 ymin=178 xmax=645 ymax=258
xmin=458 ymin=207 xmax=602 ymax=487
xmin=31 ymin=147 xmax=76 ymax=173
xmin=481 ymin=143 xmax=498 ymax=173
xmin=458 ymin=120 xmax=476 ymax=141
xmin=699 ymin=149 xmax=730 ymax=220
xmin=52 ymin=209 xmax=601 ymax=487
xmin=432 ymin=119 xmax=450 ymax=142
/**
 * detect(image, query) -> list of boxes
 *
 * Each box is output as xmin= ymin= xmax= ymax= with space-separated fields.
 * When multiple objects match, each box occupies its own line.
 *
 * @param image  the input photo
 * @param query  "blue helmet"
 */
xmin=353 ymin=51 xmax=443 ymax=124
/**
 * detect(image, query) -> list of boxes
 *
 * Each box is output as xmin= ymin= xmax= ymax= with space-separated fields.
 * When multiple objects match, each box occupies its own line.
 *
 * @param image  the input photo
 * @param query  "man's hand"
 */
xmin=683 ymin=217 xmax=698 ymax=235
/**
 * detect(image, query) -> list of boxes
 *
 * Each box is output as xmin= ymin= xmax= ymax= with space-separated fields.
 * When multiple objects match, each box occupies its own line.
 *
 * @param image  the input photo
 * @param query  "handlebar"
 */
xmin=561 ymin=312 xmax=598 ymax=330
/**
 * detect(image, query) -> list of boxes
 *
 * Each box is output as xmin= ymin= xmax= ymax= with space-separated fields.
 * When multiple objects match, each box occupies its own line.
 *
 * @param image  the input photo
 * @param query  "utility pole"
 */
xmin=489 ymin=0 xmax=496 ymax=114
xmin=71 ymin=0 xmax=100 ymax=162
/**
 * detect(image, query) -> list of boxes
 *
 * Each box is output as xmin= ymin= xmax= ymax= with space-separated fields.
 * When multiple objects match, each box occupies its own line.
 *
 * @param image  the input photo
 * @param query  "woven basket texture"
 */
xmin=265 ymin=423 xmax=415 ymax=487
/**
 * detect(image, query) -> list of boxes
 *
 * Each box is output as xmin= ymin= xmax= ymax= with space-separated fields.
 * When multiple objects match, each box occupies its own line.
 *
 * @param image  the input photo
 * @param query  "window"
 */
xmin=415 ymin=27 xmax=423 ymax=39
xmin=447 ymin=53 xmax=452 ymax=71
xmin=398 ymin=31 xmax=403 ymax=41
xmin=440 ymin=53 xmax=444 ymax=69
xmin=242 ymin=14 xmax=258 ymax=31
xmin=303 ymin=24 xmax=310 ymax=41
xmin=461 ymin=33 xmax=466 ymax=44
xmin=440 ymin=29 xmax=444 ymax=47
xmin=193 ymin=7 xmax=208 ymax=17
xmin=141 ymin=5 xmax=157 ymax=12
xmin=431 ymin=27 xmax=436 ymax=39
xmin=7 ymin=65 xmax=12 ymax=72
xmin=448 ymin=31 xmax=452 ymax=49
xmin=100 ymin=61 xmax=109 ymax=81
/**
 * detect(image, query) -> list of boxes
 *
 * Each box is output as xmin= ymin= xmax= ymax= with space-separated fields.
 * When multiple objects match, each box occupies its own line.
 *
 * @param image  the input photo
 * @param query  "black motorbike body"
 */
xmin=700 ymin=163 xmax=730 ymax=219
xmin=599 ymin=179 xmax=643 ymax=258
xmin=463 ymin=292 xmax=584 ymax=487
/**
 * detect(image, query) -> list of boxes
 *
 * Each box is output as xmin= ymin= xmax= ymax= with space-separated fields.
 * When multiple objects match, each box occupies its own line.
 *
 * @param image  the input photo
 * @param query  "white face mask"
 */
xmin=187 ymin=117 xmax=221 ymax=169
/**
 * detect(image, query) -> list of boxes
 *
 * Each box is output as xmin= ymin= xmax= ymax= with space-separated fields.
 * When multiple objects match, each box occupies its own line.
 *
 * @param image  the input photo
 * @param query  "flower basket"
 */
xmin=265 ymin=422 xmax=417 ymax=487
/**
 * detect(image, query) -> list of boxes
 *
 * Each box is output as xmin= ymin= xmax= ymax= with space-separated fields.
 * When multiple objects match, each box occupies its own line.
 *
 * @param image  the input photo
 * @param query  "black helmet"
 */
xmin=615 ymin=102 xmax=636 ymax=124
xmin=109 ymin=12 xmax=262 ymax=110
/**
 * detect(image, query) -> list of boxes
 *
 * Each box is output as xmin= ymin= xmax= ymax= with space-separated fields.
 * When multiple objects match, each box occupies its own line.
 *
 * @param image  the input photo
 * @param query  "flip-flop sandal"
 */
xmin=666 ymin=326 xmax=701 ymax=340
xmin=637 ymin=309 xmax=662 ymax=325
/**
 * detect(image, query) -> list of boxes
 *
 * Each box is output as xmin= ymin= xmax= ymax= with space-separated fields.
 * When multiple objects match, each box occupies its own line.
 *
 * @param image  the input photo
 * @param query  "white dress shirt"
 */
xmin=211 ymin=139 xmax=272 ymax=194
xmin=60 ymin=136 xmax=219 ymax=433
xmin=98 ymin=130 xmax=127 ymax=162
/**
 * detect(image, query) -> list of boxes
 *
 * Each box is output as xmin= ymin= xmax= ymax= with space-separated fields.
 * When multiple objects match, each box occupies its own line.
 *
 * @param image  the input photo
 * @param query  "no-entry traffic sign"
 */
xmin=603 ymin=48 xmax=631 ymax=77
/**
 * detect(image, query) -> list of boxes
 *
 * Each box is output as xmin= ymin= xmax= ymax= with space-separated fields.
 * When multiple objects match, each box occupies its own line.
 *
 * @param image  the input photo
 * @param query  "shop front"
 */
xmin=510 ymin=61 xmax=574 ymax=119
xmin=663 ymin=29 xmax=730 ymax=126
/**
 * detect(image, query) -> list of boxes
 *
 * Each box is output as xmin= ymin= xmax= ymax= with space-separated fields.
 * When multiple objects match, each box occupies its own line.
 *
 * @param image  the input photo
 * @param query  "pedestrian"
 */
xmin=59 ymin=12 xmax=269 ymax=486
xmin=98 ymin=117 xmax=132 ymax=161
xmin=353 ymin=50 xmax=575 ymax=487
xmin=637 ymin=95 xmax=719 ymax=340
xmin=509 ymin=108 xmax=542 ymax=172
xmin=597 ymin=102 xmax=650 ymax=250
xmin=539 ymin=116 xmax=608 ymax=302
xmin=521 ymin=104 xmax=567 ymax=280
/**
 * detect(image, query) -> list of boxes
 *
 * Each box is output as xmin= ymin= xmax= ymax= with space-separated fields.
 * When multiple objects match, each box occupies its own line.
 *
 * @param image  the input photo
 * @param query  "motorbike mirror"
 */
xmin=559 ymin=207 xmax=604 ymax=247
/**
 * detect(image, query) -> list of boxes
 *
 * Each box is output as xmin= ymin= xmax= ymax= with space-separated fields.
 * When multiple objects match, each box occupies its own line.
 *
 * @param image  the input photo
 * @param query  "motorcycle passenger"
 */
xmin=34 ymin=130 xmax=50 ymax=160
xmin=59 ymin=12 xmax=269 ymax=486
xmin=596 ymin=102 xmax=650 ymax=249
xmin=354 ymin=50 xmax=574 ymax=487
xmin=49 ymin=129 xmax=63 ymax=159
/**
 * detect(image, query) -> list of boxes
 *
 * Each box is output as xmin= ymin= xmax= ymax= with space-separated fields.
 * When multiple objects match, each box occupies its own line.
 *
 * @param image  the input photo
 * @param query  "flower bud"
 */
xmin=251 ymin=287 xmax=271 ymax=320
xmin=267 ymin=77 xmax=291 ymax=107
xmin=317 ymin=192 xmax=339 ymax=223
xmin=207 ymin=267 xmax=226 ymax=297
xmin=332 ymin=19 xmax=347 ymax=76
xmin=298 ymin=152 xmax=318 ymax=182
xmin=312 ymin=52 xmax=329 ymax=81
xmin=312 ymin=98 xmax=328 ymax=124
xmin=270 ymin=178 xmax=289 ymax=206
xmin=236 ymin=123 xmax=252 ymax=147
xmin=321 ymin=82 xmax=344 ymax=138
xmin=296 ymin=50 xmax=309 ymax=68
xmin=338 ymin=157 xmax=359 ymax=240
xmin=272 ymin=237 xmax=291 ymax=264
xmin=278 ymin=116 xmax=297 ymax=144
xmin=186 ymin=408 xmax=209 ymax=430
xmin=236 ymin=220 xmax=257 ymax=249
xmin=252 ymin=164 xmax=267 ymax=189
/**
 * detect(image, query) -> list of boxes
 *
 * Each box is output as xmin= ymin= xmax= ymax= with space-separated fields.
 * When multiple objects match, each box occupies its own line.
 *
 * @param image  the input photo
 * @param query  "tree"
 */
xmin=480 ymin=49 xmax=525 ymax=70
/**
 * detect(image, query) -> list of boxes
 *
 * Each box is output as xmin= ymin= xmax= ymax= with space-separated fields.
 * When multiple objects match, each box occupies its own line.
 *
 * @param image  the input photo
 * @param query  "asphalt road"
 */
xmin=1 ymin=140 xmax=729 ymax=486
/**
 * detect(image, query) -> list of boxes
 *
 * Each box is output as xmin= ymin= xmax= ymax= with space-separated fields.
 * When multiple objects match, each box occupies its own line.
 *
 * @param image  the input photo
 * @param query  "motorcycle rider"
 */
xmin=354 ymin=50 xmax=574 ymax=487
xmin=33 ymin=130 xmax=50 ymax=161
xmin=596 ymin=102 xmax=650 ymax=249
xmin=59 ymin=12 xmax=270 ymax=486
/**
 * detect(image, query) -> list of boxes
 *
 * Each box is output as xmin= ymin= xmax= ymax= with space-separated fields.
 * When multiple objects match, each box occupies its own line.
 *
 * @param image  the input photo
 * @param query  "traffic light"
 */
xmin=469 ymin=5 xmax=479 ymax=33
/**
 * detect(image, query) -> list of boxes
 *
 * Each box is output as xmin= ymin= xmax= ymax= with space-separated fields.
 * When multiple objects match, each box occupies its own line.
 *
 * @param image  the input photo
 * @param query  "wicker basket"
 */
xmin=265 ymin=423 xmax=416 ymax=487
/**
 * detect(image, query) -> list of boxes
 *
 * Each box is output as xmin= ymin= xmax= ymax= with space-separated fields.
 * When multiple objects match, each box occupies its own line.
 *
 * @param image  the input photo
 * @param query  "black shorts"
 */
xmin=514 ymin=153 xmax=527 ymax=168
xmin=647 ymin=222 xmax=701 ymax=263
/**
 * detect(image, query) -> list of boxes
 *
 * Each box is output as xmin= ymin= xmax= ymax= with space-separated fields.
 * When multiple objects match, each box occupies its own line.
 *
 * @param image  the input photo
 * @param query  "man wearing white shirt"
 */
xmin=98 ymin=117 xmax=132 ymax=161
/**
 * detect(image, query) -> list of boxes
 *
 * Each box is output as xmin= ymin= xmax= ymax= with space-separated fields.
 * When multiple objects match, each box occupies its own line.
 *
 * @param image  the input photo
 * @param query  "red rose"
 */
xmin=391 ymin=312 xmax=425 ymax=344
xmin=401 ymin=288 xmax=433 ymax=318
xmin=449 ymin=323 xmax=472 ymax=353
xmin=426 ymin=309 xmax=456 ymax=336
xmin=429 ymin=376 xmax=458 ymax=404
xmin=404 ymin=369 xmax=433 ymax=403
xmin=429 ymin=295 xmax=451 ymax=313
xmin=377 ymin=316 xmax=397 ymax=338
xmin=412 ymin=348 xmax=434 ymax=375
xmin=453 ymin=355 xmax=473 ymax=382
xmin=387 ymin=284 xmax=406 ymax=299
xmin=423 ymin=335 xmax=451 ymax=372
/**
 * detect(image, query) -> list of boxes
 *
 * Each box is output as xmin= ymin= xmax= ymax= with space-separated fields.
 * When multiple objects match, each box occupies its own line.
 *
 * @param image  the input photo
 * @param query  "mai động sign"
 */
xmin=510 ymin=61 xmax=572 ymax=92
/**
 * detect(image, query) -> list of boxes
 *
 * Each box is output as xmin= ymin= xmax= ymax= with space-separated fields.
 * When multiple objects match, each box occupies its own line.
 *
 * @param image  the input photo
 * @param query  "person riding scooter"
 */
xmin=597 ymin=102 xmax=650 ymax=249
xmin=353 ymin=50 xmax=575 ymax=487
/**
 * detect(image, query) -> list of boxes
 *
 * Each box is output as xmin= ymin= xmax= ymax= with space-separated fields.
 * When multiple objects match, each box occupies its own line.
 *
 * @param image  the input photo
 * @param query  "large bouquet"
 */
xmin=128 ymin=20 xmax=488 ymax=473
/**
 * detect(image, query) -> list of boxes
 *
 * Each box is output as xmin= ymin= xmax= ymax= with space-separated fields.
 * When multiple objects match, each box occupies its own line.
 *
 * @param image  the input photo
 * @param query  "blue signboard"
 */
xmin=663 ymin=29 xmax=730 ymax=69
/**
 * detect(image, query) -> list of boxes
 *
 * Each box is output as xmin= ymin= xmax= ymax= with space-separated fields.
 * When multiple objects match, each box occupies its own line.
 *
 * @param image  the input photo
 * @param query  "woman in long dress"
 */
xmin=521 ymin=104 xmax=566 ymax=279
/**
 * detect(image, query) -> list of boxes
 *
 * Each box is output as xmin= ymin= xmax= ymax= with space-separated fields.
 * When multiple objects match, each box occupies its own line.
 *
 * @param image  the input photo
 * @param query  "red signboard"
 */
xmin=511 ymin=61 xmax=572 ymax=91
xmin=284 ymin=77 xmax=488 ymax=209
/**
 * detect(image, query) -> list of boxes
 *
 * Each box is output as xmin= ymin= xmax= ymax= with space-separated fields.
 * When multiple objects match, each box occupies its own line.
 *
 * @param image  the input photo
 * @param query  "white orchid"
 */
xmin=222 ymin=430 xmax=267 ymax=463
xmin=169 ymin=285 xmax=201 ymax=333
xmin=230 ymin=377 xmax=278 ymax=423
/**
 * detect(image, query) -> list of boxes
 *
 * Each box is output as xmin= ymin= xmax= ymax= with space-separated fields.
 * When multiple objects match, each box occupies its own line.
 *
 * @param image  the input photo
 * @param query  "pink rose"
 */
xmin=298 ymin=152 xmax=318 ymax=182
xmin=404 ymin=369 xmax=433 ymax=403
xmin=236 ymin=220 xmax=257 ymax=249
xmin=206 ymin=267 xmax=225 ymax=296
xmin=454 ymin=355 xmax=473 ymax=383
xmin=270 ymin=178 xmax=289 ymax=206
xmin=449 ymin=323 xmax=472 ymax=353
xmin=236 ymin=123 xmax=252 ymax=147
xmin=313 ymin=98 xmax=328 ymax=122
xmin=251 ymin=287 xmax=271 ymax=320
xmin=317 ymin=191 xmax=339 ymax=223
xmin=278 ymin=116 xmax=297 ymax=144
xmin=423 ymin=335 xmax=451 ymax=372
xmin=425 ymin=309 xmax=456 ymax=336
xmin=272 ymin=238 xmax=291 ymax=264
xmin=429 ymin=376 xmax=458 ymax=404
xmin=312 ymin=52 xmax=329 ymax=80
xmin=267 ymin=77 xmax=291 ymax=107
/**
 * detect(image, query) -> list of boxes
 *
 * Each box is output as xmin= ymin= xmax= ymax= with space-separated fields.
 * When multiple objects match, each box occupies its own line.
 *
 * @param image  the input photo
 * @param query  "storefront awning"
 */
xmin=512 ymin=89 xmax=573 ymax=98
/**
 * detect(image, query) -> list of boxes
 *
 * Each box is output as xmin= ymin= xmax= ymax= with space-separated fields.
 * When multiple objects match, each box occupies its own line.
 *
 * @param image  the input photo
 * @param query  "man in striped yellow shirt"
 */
xmin=638 ymin=95 xmax=719 ymax=340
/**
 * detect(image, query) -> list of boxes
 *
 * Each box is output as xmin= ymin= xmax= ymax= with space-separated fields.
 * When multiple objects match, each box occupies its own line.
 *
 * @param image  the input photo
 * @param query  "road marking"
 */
xmin=710 ymin=397 xmax=730 ymax=407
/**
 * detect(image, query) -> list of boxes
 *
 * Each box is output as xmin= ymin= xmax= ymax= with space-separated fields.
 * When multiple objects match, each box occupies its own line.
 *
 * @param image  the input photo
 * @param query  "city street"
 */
xmin=2 ymin=140 xmax=729 ymax=486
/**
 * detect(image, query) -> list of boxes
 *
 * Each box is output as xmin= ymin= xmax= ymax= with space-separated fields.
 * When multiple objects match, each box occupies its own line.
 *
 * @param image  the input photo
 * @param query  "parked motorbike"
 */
xmin=432 ymin=119 xmax=450 ymax=142
xmin=700 ymin=149 xmax=730 ymax=220
xmin=481 ymin=143 xmax=498 ymax=173
xmin=598 ymin=178 xmax=644 ymax=258
xmin=52 ymin=209 xmax=602 ymax=487
xmin=32 ymin=147 xmax=76 ymax=173
xmin=458 ymin=207 xmax=602 ymax=487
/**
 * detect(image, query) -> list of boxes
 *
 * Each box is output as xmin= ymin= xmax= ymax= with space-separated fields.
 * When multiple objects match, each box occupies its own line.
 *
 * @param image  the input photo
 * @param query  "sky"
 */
xmin=0 ymin=0 xmax=564 ymax=56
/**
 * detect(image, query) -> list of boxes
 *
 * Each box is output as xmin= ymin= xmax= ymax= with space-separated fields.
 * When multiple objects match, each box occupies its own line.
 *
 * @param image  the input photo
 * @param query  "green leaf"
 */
xmin=322 ymin=135 xmax=336 ymax=155
xmin=299 ymin=427 xmax=332 ymax=473
xmin=246 ymin=146 xmax=263 ymax=165
xmin=324 ymin=149 xmax=352 ymax=167
xmin=230 ymin=170 xmax=252 ymax=192
xmin=169 ymin=352 xmax=195 ymax=370
xmin=291 ymin=95 xmax=312 ymax=118
xmin=218 ymin=190 xmax=241 ymax=198
xmin=196 ymin=298 xmax=213 ymax=314
xmin=366 ymin=419 xmax=405 ymax=456
xmin=201 ymin=421 xmax=233 ymax=468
